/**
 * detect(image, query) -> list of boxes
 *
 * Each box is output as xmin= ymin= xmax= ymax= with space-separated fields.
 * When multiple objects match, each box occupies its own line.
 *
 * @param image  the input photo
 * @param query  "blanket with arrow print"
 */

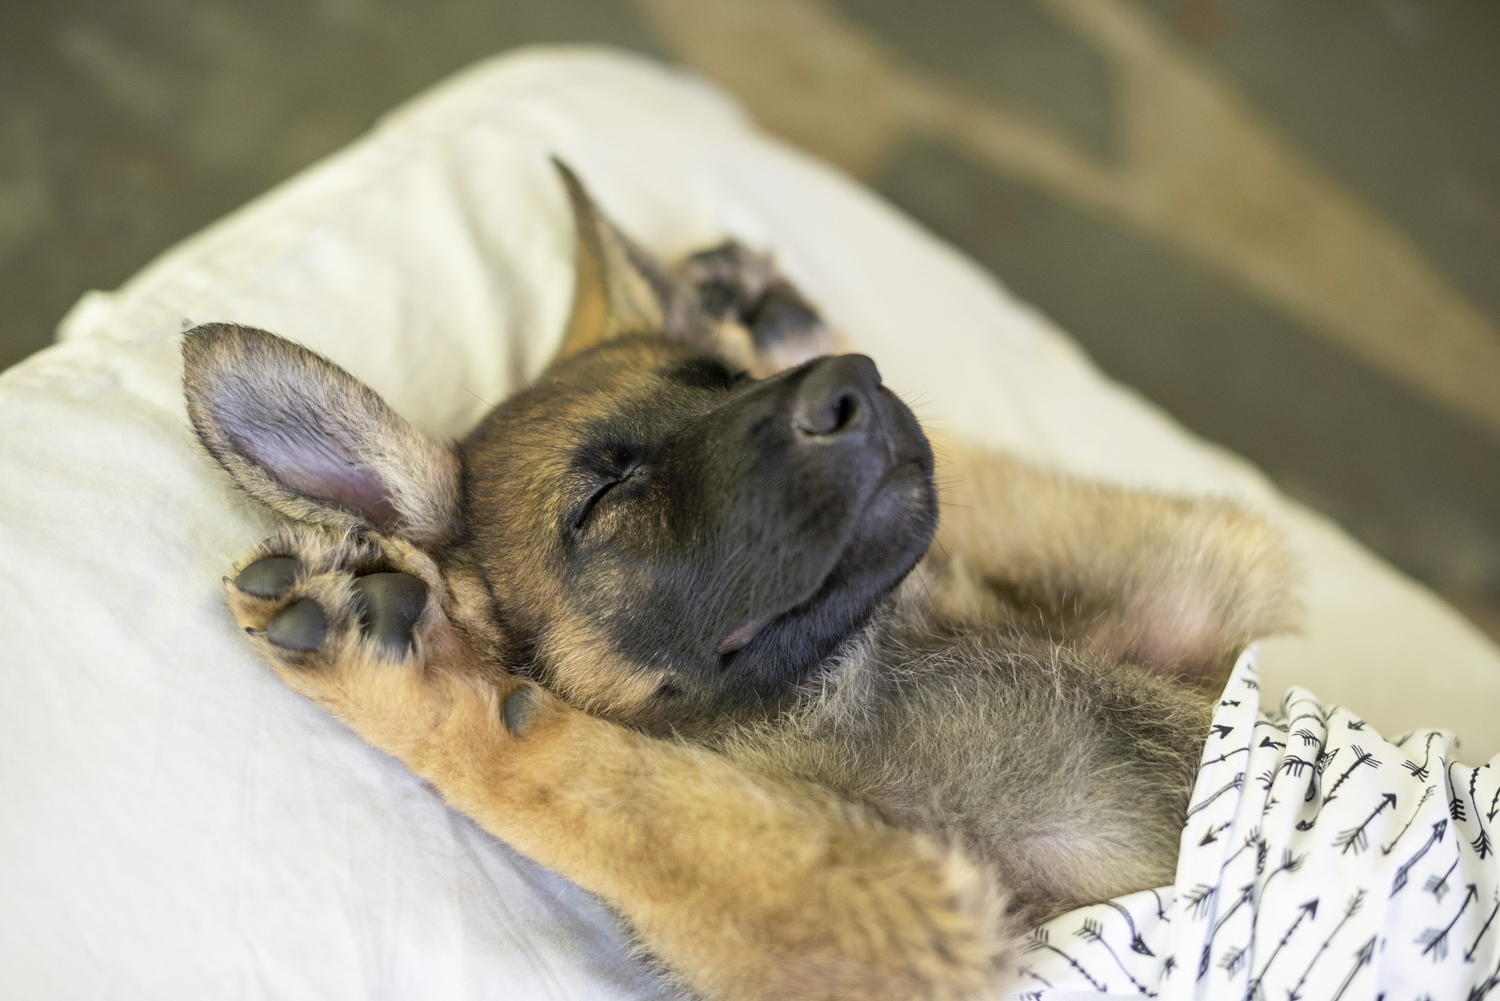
xmin=1013 ymin=650 xmax=1500 ymax=1001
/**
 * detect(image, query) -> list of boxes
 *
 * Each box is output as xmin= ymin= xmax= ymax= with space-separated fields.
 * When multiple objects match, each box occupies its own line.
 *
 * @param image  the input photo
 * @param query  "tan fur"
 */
xmin=226 ymin=528 xmax=1020 ymax=1000
xmin=186 ymin=162 xmax=1300 ymax=1000
xmin=922 ymin=440 xmax=1300 ymax=691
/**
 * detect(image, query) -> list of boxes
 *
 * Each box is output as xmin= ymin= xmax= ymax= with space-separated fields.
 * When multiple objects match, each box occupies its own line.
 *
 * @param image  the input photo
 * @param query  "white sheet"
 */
xmin=3 ymin=46 xmax=1499 ymax=999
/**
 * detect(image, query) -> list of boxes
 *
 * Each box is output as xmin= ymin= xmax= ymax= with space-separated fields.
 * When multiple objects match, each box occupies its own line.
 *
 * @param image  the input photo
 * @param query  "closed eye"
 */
xmin=572 ymin=466 xmax=639 ymax=535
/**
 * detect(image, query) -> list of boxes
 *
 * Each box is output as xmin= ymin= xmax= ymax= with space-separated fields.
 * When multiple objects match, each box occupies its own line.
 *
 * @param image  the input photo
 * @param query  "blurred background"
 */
xmin=2 ymin=0 xmax=1497 ymax=643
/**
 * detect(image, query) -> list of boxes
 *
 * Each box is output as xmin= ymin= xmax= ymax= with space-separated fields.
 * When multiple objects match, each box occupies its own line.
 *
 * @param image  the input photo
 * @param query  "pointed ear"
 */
xmin=182 ymin=323 xmax=461 ymax=548
xmin=552 ymin=158 xmax=693 ymax=359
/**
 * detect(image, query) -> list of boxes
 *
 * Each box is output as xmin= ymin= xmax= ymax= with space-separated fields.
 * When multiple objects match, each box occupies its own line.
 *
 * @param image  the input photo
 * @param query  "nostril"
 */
xmin=794 ymin=389 xmax=863 ymax=437
xmin=830 ymin=392 xmax=859 ymax=433
xmin=789 ymin=354 xmax=881 ymax=440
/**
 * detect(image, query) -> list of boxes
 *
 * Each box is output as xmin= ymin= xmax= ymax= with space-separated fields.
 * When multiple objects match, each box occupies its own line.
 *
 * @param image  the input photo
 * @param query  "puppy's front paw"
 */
xmin=227 ymin=528 xmax=429 ymax=669
xmin=225 ymin=527 xmax=546 ymax=756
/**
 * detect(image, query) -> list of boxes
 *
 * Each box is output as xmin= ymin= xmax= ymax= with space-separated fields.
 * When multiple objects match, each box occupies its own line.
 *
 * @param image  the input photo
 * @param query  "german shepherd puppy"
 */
xmin=182 ymin=162 xmax=1297 ymax=1000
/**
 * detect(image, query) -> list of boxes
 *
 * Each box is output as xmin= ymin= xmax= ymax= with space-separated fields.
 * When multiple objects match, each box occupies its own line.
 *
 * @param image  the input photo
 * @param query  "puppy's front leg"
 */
xmin=921 ymin=440 xmax=1299 ymax=689
xmin=228 ymin=527 xmax=1016 ymax=1001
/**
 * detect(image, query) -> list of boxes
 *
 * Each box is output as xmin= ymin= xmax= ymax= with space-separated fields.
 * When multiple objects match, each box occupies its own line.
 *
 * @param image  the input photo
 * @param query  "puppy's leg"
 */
xmin=680 ymin=241 xmax=837 ymax=377
xmin=228 ymin=527 xmax=1018 ymax=1001
xmin=920 ymin=441 xmax=1299 ymax=690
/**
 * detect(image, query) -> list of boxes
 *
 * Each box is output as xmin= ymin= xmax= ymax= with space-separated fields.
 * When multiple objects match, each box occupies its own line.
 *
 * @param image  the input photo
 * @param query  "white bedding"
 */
xmin=1022 ymin=651 xmax=1500 ymax=1001
xmin=3 ymin=47 xmax=1499 ymax=999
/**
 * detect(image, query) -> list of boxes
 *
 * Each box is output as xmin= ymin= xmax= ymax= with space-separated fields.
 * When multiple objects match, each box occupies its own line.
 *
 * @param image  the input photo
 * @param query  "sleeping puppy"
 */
xmin=181 ymin=161 xmax=1297 ymax=1000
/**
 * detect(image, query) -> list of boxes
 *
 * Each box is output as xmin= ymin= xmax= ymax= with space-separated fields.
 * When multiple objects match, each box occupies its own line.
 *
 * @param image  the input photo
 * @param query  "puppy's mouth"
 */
xmin=713 ymin=459 xmax=931 ymax=658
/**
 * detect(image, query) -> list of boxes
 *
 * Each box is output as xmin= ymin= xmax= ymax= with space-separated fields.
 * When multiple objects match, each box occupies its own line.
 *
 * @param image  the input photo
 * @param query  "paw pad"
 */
xmin=351 ymin=572 xmax=428 ymax=655
xmin=502 ymin=687 xmax=537 ymax=737
xmin=236 ymin=556 xmax=299 ymax=598
xmin=266 ymin=597 xmax=328 ymax=651
xmin=243 ymin=551 xmax=429 ymax=659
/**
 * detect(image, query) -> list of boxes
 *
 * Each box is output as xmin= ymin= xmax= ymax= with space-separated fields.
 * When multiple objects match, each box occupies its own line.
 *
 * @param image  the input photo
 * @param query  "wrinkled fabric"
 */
xmin=1019 ymin=651 xmax=1500 ymax=1001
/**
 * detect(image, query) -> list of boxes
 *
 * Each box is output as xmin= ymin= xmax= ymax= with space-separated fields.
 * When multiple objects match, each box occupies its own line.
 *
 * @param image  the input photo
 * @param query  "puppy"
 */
xmin=182 ymin=161 xmax=1297 ymax=1000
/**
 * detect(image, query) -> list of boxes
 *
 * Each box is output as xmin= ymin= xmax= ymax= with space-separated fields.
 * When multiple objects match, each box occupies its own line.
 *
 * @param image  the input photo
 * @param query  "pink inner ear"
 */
xmin=246 ymin=436 xmax=402 ymax=531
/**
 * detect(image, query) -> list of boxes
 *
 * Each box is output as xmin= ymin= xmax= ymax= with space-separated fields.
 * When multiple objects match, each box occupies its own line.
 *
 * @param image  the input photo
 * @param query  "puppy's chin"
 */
xmin=727 ymin=460 xmax=937 ymax=676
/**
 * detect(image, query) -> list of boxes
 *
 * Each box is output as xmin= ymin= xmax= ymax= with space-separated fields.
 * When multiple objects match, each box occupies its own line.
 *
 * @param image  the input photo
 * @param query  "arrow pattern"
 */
xmin=1012 ymin=653 xmax=1498 ymax=1001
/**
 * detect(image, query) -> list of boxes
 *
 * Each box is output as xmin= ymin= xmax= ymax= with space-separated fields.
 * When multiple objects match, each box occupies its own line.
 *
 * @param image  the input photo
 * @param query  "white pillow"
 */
xmin=4 ymin=47 xmax=1497 ymax=998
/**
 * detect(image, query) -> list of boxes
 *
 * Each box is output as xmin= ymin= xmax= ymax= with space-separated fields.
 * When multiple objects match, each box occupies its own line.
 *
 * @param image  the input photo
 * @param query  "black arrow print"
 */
xmin=1259 ymin=849 xmax=1307 ymax=900
xmin=1345 ymin=719 xmax=1367 ymax=731
xmin=1200 ymin=746 xmax=1252 ymax=771
xmin=1281 ymin=755 xmax=1315 ymax=778
xmin=1212 ymin=724 xmax=1235 ymax=740
xmin=1243 ymin=899 xmax=1318 ymax=999
xmin=1427 ymin=856 xmax=1460 ymax=902
xmin=1287 ymin=699 xmax=1326 ymax=728
xmin=1467 ymin=897 xmax=1500 ymax=962
xmin=1286 ymin=890 xmax=1366 ymax=1001
xmin=1219 ymin=829 xmax=1263 ymax=872
xmin=1452 ymin=761 xmax=1469 ymax=822
xmin=1024 ymin=928 xmax=1106 ymax=992
xmin=1188 ymin=773 xmax=1246 ymax=818
xmin=1102 ymin=899 xmax=1156 ymax=957
xmin=1261 ymin=735 xmax=1288 ymax=751
xmin=1487 ymin=778 xmax=1499 ymax=823
xmin=1184 ymin=883 xmax=1217 ymax=920
xmin=1200 ymin=821 xmax=1232 ymax=846
xmin=1468 ymin=959 xmax=1500 ymax=1001
xmin=1242 ymin=676 xmax=1259 ymax=690
xmin=1150 ymin=888 xmax=1168 ymax=922
xmin=1198 ymin=884 xmax=1254 ymax=978
xmin=1334 ymin=793 xmax=1398 ymax=855
xmin=1239 ymin=849 xmax=1308 ymax=979
xmin=1076 ymin=918 xmax=1157 ymax=995
xmin=1293 ymin=727 xmax=1322 ymax=747
xmin=1329 ymin=936 xmax=1377 ymax=1001
xmin=1221 ymin=699 xmax=1242 ymax=707
xmin=1306 ymin=746 xmax=1340 ymax=803
xmin=1323 ymin=746 xmax=1381 ymax=805
xmin=1392 ymin=820 xmax=1449 ymax=896
xmin=1382 ymin=785 xmax=1437 ymax=854
xmin=1418 ymin=884 xmax=1479 ymax=960
xmin=1466 ymin=769 xmax=1493 ymax=859
xmin=1404 ymin=732 xmax=1442 ymax=781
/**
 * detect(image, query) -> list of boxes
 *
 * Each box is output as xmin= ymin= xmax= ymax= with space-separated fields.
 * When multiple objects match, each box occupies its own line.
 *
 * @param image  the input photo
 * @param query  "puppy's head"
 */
xmin=184 ymin=161 xmax=936 ymax=732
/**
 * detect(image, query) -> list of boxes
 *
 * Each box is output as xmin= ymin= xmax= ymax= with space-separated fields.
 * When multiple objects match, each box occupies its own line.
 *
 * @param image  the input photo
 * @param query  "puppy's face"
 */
xmin=183 ymin=161 xmax=935 ymax=731
xmin=459 ymin=335 xmax=934 ymax=729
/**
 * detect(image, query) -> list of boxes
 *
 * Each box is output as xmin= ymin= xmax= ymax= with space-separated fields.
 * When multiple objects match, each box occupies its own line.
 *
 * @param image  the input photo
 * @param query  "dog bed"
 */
xmin=2 ymin=47 xmax=1497 ymax=1000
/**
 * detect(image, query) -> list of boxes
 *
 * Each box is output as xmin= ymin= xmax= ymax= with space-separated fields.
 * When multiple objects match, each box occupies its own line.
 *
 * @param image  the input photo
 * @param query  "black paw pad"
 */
xmin=502 ymin=687 xmax=537 ymax=737
xmin=351 ymin=572 xmax=428 ymax=655
xmin=236 ymin=556 xmax=299 ymax=599
xmin=266 ymin=598 xmax=327 ymax=651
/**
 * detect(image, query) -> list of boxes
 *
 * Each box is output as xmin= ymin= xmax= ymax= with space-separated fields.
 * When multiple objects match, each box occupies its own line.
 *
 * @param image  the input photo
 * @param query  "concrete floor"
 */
xmin=3 ymin=0 xmax=1498 ymax=642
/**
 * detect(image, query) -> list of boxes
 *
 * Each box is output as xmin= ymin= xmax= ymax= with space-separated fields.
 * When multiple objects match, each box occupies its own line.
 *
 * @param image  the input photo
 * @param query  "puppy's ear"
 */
xmin=183 ymin=323 xmax=461 ymax=548
xmin=553 ymin=158 xmax=694 ymax=359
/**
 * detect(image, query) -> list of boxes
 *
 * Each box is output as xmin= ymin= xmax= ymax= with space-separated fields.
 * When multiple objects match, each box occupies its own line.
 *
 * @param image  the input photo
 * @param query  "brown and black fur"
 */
xmin=181 ymin=161 xmax=1298 ymax=1000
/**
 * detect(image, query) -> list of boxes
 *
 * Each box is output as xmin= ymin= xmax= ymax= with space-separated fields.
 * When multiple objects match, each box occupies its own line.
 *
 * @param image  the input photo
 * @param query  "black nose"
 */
xmin=791 ymin=354 xmax=882 ymax=440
